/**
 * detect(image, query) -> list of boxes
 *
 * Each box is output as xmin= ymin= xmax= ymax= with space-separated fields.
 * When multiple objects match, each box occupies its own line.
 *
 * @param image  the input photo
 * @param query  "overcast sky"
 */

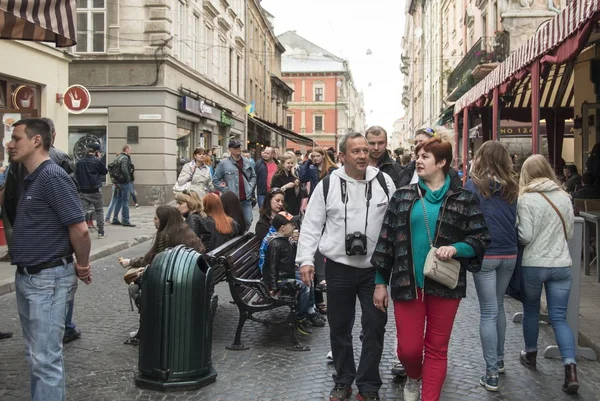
xmin=261 ymin=0 xmax=406 ymax=134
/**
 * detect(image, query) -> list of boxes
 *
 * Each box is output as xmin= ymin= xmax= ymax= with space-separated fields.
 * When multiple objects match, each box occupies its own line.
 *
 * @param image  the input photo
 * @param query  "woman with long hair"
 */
xmin=254 ymin=187 xmax=286 ymax=241
xmin=202 ymin=193 xmax=239 ymax=250
xmin=174 ymin=190 xmax=218 ymax=250
xmin=299 ymin=146 xmax=337 ymax=198
xmin=220 ymin=191 xmax=247 ymax=234
xmin=517 ymin=155 xmax=578 ymax=394
xmin=271 ymin=153 xmax=305 ymax=216
xmin=464 ymin=141 xmax=519 ymax=391
xmin=119 ymin=205 xmax=204 ymax=342
xmin=176 ymin=147 xmax=214 ymax=198
xmin=372 ymin=136 xmax=489 ymax=401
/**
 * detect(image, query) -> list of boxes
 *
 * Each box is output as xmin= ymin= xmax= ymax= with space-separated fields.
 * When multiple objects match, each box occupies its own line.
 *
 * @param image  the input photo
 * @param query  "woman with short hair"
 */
xmin=372 ymin=136 xmax=489 ymax=401
xmin=517 ymin=154 xmax=579 ymax=394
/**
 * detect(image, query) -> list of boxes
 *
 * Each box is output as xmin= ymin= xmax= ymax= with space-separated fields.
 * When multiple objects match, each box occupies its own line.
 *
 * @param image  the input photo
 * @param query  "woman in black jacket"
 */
xmin=372 ymin=137 xmax=489 ymax=401
xmin=271 ymin=152 xmax=306 ymax=216
xmin=254 ymin=187 xmax=286 ymax=241
xmin=221 ymin=191 xmax=247 ymax=234
xmin=201 ymin=193 xmax=239 ymax=250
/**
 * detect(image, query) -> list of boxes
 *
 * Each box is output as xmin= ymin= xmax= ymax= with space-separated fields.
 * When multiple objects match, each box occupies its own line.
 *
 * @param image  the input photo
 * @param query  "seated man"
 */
xmin=573 ymin=172 xmax=600 ymax=200
xmin=262 ymin=212 xmax=314 ymax=335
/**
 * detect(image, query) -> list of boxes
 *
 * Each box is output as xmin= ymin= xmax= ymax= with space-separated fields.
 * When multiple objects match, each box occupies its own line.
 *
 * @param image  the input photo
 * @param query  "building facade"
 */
xmin=69 ymin=0 xmax=247 ymax=205
xmin=391 ymin=116 xmax=410 ymax=154
xmin=245 ymin=2 xmax=295 ymax=155
xmin=403 ymin=0 xmax=568 ymax=146
xmin=0 ymin=41 xmax=71 ymax=162
xmin=278 ymin=31 xmax=365 ymax=151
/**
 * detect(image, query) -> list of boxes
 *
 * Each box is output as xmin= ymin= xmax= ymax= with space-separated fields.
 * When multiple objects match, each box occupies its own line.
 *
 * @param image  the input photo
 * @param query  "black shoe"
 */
xmin=519 ymin=350 xmax=537 ymax=369
xmin=295 ymin=318 xmax=312 ymax=335
xmin=498 ymin=359 xmax=505 ymax=374
xmin=308 ymin=313 xmax=326 ymax=327
xmin=563 ymin=363 xmax=579 ymax=394
xmin=121 ymin=222 xmax=136 ymax=227
xmin=329 ymin=384 xmax=352 ymax=401
xmin=479 ymin=374 xmax=499 ymax=392
xmin=357 ymin=392 xmax=381 ymax=401
xmin=111 ymin=220 xmax=122 ymax=225
xmin=0 ymin=331 xmax=13 ymax=340
xmin=391 ymin=361 xmax=406 ymax=377
xmin=63 ymin=327 xmax=81 ymax=343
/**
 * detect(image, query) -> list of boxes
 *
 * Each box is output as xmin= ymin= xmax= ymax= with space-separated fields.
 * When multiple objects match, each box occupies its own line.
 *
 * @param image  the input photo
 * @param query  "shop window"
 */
xmin=314 ymin=115 xmax=324 ymax=132
xmin=76 ymin=0 xmax=106 ymax=53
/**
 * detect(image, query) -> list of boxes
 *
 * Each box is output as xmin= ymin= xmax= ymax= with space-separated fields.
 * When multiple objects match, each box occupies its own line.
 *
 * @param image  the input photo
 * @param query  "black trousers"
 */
xmin=326 ymin=259 xmax=387 ymax=393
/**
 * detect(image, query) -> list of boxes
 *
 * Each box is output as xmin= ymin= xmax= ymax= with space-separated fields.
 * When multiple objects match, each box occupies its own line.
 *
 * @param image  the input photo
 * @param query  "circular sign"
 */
xmin=12 ymin=85 xmax=36 ymax=109
xmin=63 ymin=85 xmax=91 ymax=114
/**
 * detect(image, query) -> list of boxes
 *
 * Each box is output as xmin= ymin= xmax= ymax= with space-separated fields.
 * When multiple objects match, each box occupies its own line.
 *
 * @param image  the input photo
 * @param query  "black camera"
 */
xmin=345 ymin=232 xmax=367 ymax=256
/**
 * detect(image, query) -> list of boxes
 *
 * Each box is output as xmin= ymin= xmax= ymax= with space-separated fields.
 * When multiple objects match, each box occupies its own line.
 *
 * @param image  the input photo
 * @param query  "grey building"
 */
xmin=69 ymin=0 xmax=247 ymax=205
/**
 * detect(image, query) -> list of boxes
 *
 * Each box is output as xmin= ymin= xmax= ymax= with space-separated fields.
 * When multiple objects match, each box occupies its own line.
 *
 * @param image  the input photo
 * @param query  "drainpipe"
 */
xmin=244 ymin=0 xmax=249 ymax=149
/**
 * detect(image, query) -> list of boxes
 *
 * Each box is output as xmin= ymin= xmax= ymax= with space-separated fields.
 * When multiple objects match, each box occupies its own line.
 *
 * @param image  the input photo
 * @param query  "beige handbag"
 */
xmin=419 ymin=187 xmax=461 ymax=289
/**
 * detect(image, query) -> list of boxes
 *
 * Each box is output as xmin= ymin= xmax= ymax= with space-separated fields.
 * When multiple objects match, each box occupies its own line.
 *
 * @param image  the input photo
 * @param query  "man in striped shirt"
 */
xmin=4 ymin=118 xmax=92 ymax=401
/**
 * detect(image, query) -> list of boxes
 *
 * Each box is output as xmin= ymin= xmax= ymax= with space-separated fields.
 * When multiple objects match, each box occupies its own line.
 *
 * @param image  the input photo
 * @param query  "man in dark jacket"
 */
xmin=563 ymin=165 xmax=582 ymax=193
xmin=366 ymin=126 xmax=403 ymax=188
xmin=75 ymin=142 xmax=108 ymax=238
xmin=110 ymin=145 xmax=136 ymax=227
xmin=254 ymin=146 xmax=278 ymax=208
xmin=573 ymin=173 xmax=600 ymax=200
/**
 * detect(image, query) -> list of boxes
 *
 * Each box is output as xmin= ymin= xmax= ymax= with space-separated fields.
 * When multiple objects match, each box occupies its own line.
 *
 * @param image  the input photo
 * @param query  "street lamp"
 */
xmin=335 ymin=79 xmax=342 ymax=152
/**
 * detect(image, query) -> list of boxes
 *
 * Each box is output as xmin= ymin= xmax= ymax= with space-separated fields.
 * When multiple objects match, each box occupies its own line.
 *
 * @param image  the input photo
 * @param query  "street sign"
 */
xmin=63 ymin=85 xmax=91 ymax=114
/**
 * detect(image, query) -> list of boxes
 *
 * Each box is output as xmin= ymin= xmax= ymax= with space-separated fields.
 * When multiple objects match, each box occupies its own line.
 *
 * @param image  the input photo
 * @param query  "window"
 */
xmin=314 ymin=87 xmax=323 ymax=102
xmin=191 ymin=13 xmax=200 ymax=69
xmin=314 ymin=115 xmax=323 ymax=132
xmin=236 ymin=55 xmax=241 ymax=96
xmin=76 ymin=0 xmax=106 ymax=53
xmin=173 ymin=0 xmax=185 ymax=60
xmin=286 ymin=115 xmax=293 ymax=131
xmin=205 ymin=24 xmax=214 ymax=78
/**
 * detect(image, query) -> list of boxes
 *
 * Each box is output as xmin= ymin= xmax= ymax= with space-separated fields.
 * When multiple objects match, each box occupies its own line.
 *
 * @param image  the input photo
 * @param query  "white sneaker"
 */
xmin=129 ymin=329 xmax=139 ymax=338
xmin=326 ymin=350 xmax=333 ymax=361
xmin=403 ymin=377 xmax=421 ymax=401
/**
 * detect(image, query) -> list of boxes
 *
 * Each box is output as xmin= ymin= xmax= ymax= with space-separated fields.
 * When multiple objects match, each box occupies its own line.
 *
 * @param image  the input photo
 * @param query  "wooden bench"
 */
xmin=218 ymin=235 xmax=309 ymax=352
xmin=204 ymin=232 xmax=254 ymax=285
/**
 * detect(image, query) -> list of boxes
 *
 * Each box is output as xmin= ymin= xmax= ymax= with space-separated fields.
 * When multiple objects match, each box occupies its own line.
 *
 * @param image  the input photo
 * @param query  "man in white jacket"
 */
xmin=297 ymin=132 xmax=396 ymax=401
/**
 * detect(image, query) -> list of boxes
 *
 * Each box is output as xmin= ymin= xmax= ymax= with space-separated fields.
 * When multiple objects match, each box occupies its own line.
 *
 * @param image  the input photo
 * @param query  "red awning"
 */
xmin=0 ymin=0 xmax=76 ymax=47
xmin=454 ymin=0 xmax=600 ymax=115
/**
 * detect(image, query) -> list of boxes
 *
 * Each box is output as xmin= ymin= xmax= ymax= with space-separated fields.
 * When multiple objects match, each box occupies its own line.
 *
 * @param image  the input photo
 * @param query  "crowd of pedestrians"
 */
xmin=0 ymin=117 xmax=586 ymax=401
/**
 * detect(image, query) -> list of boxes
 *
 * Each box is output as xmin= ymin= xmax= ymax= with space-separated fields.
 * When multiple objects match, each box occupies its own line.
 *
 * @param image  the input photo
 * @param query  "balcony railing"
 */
xmin=447 ymin=32 xmax=509 ymax=95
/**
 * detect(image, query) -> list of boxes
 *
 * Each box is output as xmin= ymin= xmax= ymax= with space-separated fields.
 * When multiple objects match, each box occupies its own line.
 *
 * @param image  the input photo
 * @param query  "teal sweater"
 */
xmin=375 ymin=176 xmax=475 ymax=287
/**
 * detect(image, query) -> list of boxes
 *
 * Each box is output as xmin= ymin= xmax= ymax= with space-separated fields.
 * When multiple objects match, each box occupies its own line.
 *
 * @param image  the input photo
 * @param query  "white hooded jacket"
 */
xmin=296 ymin=166 xmax=396 ymax=268
xmin=518 ymin=178 xmax=574 ymax=268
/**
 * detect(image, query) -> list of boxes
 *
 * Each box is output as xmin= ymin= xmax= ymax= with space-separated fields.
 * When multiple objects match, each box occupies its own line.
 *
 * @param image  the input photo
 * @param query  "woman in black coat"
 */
xmin=270 ymin=152 xmax=306 ymax=216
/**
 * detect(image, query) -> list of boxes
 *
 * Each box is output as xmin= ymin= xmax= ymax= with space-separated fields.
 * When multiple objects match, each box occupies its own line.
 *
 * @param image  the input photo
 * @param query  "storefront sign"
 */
xmin=181 ymin=96 xmax=213 ymax=119
xmin=63 ymin=85 xmax=91 ymax=114
xmin=12 ymin=85 xmax=35 ymax=109
xmin=139 ymin=114 xmax=162 ymax=120
xmin=220 ymin=111 xmax=234 ymax=127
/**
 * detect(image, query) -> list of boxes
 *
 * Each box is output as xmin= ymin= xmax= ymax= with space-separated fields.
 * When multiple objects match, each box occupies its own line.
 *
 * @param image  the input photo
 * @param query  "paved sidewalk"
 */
xmin=577 ymin=264 xmax=600 ymax=357
xmin=0 ymin=206 xmax=158 ymax=296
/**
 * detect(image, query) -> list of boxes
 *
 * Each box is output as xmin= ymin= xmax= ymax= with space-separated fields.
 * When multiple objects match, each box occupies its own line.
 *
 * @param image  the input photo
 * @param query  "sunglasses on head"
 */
xmin=182 ymin=189 xmax=193 ymax=196
xmin=269 ymin=187 xmax=283 ymax=194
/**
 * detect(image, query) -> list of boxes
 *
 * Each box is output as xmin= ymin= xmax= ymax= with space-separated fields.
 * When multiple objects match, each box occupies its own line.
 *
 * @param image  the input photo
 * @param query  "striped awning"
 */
xmin=455 ymin=0 xmax=600 ymax=114
xmin=0 ymin=0 xmax=76 ymax=47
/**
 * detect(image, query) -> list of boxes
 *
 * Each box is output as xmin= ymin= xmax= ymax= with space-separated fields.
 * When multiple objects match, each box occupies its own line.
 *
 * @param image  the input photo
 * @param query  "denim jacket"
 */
xmin=213 ymin=156 xmax=257 ymax=199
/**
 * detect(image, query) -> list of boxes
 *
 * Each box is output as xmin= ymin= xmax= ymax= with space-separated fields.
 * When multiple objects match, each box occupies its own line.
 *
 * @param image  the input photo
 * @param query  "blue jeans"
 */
xmin=15 ymin=262 xmax=77 ymax=401
xmin=129 ymin=182 xmax=138 ymax=204
xmin=278 ymin=278 xmax=310 ymax=318
xmin=65 ymin=299 xmax=76 ymax=333
xmin=241 ymin=199 xmax=253 ymax=229
xmin=105 ymin=185 xmax=117 ymax=221
xmin=522 ymin=266 xmax=577 ymax=365
xmin=112 ymin=183 xmax=131 ymax=224
xmin=472 ymin=257 xmax=516 ymax=374
xmin=257 ymin=195 xmax=265 ymax=209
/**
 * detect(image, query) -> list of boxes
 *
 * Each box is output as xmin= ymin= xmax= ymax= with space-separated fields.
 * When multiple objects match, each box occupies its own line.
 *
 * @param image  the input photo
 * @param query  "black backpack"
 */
xmin=108 ymin=158 xmax=125 ymax=184
xmin=322 ymin=171 xmax=389 ymax=204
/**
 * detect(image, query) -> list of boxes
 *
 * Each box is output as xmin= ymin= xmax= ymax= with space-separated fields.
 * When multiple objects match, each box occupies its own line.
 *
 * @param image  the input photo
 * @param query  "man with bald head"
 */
xmin=255 ymin=146 xmax=279 ymax=208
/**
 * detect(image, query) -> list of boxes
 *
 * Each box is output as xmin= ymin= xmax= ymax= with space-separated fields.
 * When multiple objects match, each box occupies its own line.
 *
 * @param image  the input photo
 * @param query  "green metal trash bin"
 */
xmin=135 ymin=245 xmax=218 ymax=391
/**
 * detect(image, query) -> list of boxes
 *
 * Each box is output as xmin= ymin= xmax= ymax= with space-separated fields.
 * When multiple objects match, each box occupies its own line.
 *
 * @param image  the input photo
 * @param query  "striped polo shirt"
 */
xmin=11 ymin=159 xmax=85 ymax=267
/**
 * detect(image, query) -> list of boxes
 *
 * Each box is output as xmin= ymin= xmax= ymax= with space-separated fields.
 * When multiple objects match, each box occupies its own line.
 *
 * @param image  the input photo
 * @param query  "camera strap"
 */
xmin=340 ymin=178 xmax=372 ymax=238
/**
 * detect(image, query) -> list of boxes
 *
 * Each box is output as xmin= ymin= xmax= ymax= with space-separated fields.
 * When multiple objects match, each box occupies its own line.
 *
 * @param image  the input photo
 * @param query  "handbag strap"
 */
xmin=539 ymin=192 xmax=567 ymax=239
xmin=418 ymin=186 xmax=435 ymax=248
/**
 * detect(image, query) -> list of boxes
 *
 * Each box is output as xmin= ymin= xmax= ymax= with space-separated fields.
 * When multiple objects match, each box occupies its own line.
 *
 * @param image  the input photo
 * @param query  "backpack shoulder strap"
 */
xmin=376 ymin=171 xmax=389 ymax=199
xmin=322 ymin=174 xmax=331 ymax=204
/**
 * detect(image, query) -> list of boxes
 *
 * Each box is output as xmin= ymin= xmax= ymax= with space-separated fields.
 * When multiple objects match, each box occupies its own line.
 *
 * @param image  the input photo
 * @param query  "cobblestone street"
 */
xmin=1 ymin=242 xmax=600 ymax=401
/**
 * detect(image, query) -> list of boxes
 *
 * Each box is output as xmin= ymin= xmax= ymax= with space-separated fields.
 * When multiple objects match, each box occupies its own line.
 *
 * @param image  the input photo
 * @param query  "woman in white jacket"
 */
xmin=176 ymin=147 xmax=214 ymax=198
xmin=517 ymin=154 xmax=578 ymax=394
